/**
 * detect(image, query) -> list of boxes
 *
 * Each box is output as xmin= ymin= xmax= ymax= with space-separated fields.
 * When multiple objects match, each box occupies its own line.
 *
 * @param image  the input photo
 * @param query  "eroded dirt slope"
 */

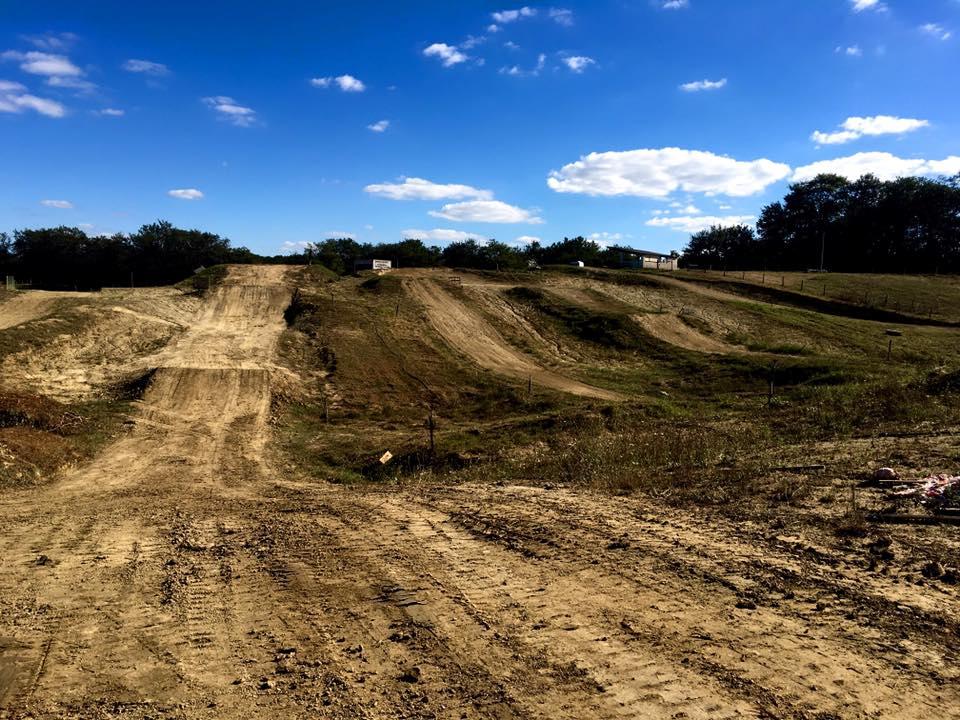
xmin=404 ymin=276 xmax=622 ymax=401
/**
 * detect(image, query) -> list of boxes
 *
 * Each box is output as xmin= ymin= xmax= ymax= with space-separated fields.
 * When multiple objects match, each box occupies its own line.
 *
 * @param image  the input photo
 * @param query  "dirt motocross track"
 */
xmin=1 ymin=266 xmax=959 ymax=719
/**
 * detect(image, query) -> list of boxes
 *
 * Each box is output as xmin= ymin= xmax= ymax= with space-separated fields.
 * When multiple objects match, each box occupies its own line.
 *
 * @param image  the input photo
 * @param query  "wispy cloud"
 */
xmin=661 ymin=0 xmax=689 ymax=9
xmin=122 ymin=58 xmax=170 ymax=76
xmin=920 ymin=23 xmax=952 ymax=41
xmin=364 ymin=177 xmax=493 ymax=201
xmin=811 ymin=115 xmax=929 ymax=145
xmin=167 ymin=188 xmax=204 ymax=200
xmin=0 ymin=80 xmax=65 ymax=117
xmin=647 ymin=214 xmax=754 ymax=233
xmin=836 ymin=45 xmax=863 ymax=57
xmin=97 ymin=107 xmax=124 ymax=117
xmin=850 ymin=0 xmax=886 ymax=12
xmin=47 ymin=75 xmax=96 ymax=93
xmin=367 ymin=119 xmax=389 ymax=132
xmin=1 ymin=50 xmax=82 ymax=77
xmin=40 ymin=199 xmax=73 ymax=209
xmin=202 ymin=96 xmax=257 ymax=126
xmin=680 ymin=77 xmax=727 ymax=92
xmin=423 ymin=43 xmax=469 ymax=67
xmin=500 ymin=53 xmax=546 ymax=77
xmin=401 ymin=228 xmax=488 ymax=242
xmin=549 ymin=8 xmax=574 ymax=26
xmin=21 ymin=33 xmax=79 ymax=51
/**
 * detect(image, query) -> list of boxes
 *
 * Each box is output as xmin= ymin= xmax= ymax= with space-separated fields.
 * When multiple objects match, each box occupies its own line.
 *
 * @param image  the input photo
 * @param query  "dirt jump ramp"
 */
xmin=405 ymin=278 xmax=623 ymax=401
xmin=62 ymin=265 xmax=292 ymax=492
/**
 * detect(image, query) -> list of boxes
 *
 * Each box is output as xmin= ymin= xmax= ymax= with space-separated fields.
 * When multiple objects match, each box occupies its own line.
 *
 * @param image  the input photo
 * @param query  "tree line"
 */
xmin=683 ymin=173 xmax=960 ymax=273
xmin=0 ymin=221 xmax=263 ymax=290
xmin=304 ymin=235 xmax=674 ymax=273
xmin=1 ymin=223 xmax=667 ymax=290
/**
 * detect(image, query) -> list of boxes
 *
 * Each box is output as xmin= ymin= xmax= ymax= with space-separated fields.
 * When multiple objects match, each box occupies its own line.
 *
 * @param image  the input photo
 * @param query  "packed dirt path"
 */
xmin=404 ymin=277 xmax=623 ymax=402
xmin=0 ymin=291 xmax=94 ymax=331
xmin=1 ymin=265 xmax=958 ymax=719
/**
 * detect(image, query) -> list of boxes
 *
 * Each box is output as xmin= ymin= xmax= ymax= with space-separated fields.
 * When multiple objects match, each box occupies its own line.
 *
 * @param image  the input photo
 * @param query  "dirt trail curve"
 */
xmin=1 ymin=264 xmax=958 ymax=719
xmin=405 ymin=277 xmax=623 ymax=401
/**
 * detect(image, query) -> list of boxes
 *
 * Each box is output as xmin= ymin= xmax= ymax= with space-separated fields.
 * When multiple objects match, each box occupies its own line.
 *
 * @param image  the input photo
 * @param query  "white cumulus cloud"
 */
xmin=311 ymin=75 xmax=366 ymax=91
xmin=792 ymin=152 xmax=960 ymax=182
xmin=167 ymin=188 xmax=204 ymax=200
xmin=364 ymin=177 xmax=493 ymax=201
xmin=516 ymin=235 xmax=542 ymax=245
xmin=367 ymin=119 xmax=389 ymax=132
xmin=562 ymin=56 xmax=595 ymax=73
xmin=662 ymin=1 xmax=689 ymax=8
xmin=123 ymin=59 xmax=170 ymax=76
xmin=202 ymin=96 xmax=257 ymax=127
xmin=492 ymin=7 xmax=537 ymax=23
xmin=40 ymin=199 xmax=73 ymax=209
xmin=423 ymin=43 xmax=469 ymax=67
xmin=811 ymin=115 xmax=929 ymax=145
xmin=429 ymin=200 xmax=544 ymax=224
xmin=335 ymin=74 xmax=365 ymax=92
xmin=680 ymin=78 xmax=727 ymax=92
xmin=548 ymin=147 xmax=791 ymax=198
xmin=647 ymin=215 xmax=755 ymax=233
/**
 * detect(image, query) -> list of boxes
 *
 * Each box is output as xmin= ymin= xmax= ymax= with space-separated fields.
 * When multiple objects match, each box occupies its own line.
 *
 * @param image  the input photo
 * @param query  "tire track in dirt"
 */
xmin=407 ymin=484 xmax=960 ymax=719
xmin=405 ymin=278 xmax=623 ymax=401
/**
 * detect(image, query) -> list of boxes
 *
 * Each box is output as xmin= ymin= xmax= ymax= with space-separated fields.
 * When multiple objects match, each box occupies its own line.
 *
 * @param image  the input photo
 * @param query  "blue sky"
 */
xmin=2 ymin=0 xmax=958 ymax=255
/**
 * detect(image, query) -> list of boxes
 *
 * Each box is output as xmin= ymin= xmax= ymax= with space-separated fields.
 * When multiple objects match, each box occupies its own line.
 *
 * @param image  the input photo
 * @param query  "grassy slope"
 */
xmin=677 ymin=269 xmax=960 ymax=324
xmin=277 ymin=272 xmax=577 ymax=482
xmin=0 ymin=390 xmax=132 ymax=488
xmin=275 ymin=267 xmax=960 ymax=501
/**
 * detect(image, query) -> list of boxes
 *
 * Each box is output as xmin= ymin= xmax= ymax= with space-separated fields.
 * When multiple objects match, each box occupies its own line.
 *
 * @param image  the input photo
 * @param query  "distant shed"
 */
xmin=611 ymin=246 xmax=677 ymax=271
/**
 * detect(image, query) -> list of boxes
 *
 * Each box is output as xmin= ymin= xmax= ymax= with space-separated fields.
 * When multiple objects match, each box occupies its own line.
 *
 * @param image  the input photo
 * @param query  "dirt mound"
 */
xmin=0 ymin=288 xmax=201 ymax=401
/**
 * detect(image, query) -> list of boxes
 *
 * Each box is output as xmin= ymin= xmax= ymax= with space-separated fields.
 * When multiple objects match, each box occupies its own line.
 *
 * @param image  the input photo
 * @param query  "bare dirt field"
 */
xmin=1 ymin=265 xmax=959 ymax=719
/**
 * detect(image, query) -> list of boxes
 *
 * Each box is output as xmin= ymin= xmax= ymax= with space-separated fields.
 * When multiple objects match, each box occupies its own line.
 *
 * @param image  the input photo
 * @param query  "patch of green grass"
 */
xmin=358 ymin=274 xmax=402 ymax=294
xmin=507 ymin=286 xmax=669 ymax=354
xmin=0 ymin=391 xmax=131 ymax=488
